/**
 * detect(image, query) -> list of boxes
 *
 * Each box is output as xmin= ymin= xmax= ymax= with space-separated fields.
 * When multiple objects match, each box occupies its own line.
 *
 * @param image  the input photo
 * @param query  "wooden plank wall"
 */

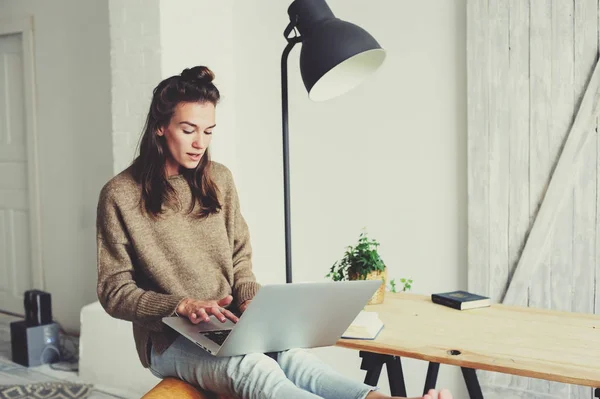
xmin=573 ymin=4 xmax=597 ymax=399
xmin=467 ymin=1 xmax=598 ymax=398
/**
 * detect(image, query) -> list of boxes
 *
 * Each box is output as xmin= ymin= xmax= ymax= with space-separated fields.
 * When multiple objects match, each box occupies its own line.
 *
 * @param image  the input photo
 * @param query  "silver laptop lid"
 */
xmin=215 ymin=280 xmax=382 ymax=357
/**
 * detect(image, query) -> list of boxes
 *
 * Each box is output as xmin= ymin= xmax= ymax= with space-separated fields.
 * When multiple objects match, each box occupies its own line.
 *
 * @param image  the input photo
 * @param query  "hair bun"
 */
xmin=180 ymin=66 xmax=215 ymax=84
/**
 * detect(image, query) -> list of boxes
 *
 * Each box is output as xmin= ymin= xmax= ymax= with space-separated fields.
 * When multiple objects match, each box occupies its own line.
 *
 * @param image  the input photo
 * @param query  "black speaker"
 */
xmin=24 ymin=290 xmax=52 ymax=326
xmin=10 ymin=321 xmax=60 ymax=367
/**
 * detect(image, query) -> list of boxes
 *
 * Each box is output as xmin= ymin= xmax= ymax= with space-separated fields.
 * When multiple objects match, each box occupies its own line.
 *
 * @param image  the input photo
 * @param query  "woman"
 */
xmin=96 ymin=65 xmax=452 ymax=399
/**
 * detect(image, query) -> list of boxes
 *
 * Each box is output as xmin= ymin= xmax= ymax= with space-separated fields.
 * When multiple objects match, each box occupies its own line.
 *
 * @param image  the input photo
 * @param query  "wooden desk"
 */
xmin=336 ymin=292 xmax=600 ymax=398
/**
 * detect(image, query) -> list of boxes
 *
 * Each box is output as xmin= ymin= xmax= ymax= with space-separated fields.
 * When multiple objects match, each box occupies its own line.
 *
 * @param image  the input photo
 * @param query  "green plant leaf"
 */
xmin=326 ymin=229 xmax=414 ymax=289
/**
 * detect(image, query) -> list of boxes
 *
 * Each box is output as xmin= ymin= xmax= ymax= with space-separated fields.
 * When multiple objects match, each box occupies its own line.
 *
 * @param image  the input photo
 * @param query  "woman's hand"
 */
xmin=176 ymin=295 xmax=239 ymax=324
xmin=239 ymin=299 xmax=252 ymax=313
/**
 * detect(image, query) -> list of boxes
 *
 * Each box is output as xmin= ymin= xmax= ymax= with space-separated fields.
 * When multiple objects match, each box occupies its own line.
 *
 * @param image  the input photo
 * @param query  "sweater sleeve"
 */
xmin=223 ymin=169 xmax=261 ymax=307
xmin=96 ymin=185 xmax=185 ymax=326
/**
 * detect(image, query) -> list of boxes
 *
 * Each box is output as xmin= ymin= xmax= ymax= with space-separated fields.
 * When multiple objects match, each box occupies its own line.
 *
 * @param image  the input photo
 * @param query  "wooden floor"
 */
xmin=0 ymin=313 xmax=135 ymax=398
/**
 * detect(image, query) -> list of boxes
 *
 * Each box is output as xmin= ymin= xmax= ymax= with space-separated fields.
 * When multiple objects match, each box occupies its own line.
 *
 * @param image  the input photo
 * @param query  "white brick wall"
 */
xmin=159 ymin=0 xmax=237 ymax=175
xmin=108 ymin=0 xmax=162 ymax=175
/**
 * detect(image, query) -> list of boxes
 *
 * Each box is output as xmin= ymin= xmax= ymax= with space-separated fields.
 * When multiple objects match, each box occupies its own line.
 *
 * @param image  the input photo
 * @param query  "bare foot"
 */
xmin=367 ymin=388 xmax=453 ymax=399
xmin=421 ymin=389 xmax=453 ymax=399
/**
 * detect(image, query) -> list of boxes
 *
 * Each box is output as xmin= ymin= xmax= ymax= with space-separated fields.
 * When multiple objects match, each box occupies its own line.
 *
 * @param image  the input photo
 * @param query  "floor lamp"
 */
xmin=281 ymin=0 xmax=386 ymax=283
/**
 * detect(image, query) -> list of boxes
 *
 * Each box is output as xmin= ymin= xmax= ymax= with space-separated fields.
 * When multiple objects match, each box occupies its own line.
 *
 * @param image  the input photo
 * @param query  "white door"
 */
xmin=0 ymin=20 xmax=42 ymax=314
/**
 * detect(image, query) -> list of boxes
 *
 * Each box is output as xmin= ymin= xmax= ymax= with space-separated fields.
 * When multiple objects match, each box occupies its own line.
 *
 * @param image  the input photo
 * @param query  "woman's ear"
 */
xmin=157 ymin=126 xmax=165 ymax=137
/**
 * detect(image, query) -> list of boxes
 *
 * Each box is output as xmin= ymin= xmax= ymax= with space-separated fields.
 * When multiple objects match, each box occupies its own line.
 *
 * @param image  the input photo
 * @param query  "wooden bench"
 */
xmin=141 ymin=378 xmax=233 ymax=399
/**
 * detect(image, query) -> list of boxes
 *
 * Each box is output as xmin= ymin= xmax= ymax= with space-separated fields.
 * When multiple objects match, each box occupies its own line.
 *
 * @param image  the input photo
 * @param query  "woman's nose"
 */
xmin=193 ymin=133 xmax=207 ymax=149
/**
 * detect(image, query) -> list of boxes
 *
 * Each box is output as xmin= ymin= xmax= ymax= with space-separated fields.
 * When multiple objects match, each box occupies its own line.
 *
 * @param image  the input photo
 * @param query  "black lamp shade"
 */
xmin=281 ymin=0 xmax=386 ymax=283
xmin=289 ymin=0 xmax=386 ymax=101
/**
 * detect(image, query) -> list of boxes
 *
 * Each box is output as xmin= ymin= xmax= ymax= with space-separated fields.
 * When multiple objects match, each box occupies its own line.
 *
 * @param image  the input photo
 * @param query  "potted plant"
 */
xmin=325 ymin=229 xmax=391 ymax=304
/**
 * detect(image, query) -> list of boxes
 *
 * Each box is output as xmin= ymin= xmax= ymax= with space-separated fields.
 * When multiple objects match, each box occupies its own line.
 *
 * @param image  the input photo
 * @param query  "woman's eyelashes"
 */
xmin=182 ymin=129 xmax=213 ymax=135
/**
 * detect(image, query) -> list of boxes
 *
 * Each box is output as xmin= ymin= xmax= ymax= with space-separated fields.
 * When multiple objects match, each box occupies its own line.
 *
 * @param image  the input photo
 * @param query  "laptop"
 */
xmin=162 ymin=280 xmax=382 ymax=357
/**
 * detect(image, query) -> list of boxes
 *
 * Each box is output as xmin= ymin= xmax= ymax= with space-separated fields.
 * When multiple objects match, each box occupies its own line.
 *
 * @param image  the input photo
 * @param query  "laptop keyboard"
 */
xmin=201 ymin=329 xmax=231 ymax=346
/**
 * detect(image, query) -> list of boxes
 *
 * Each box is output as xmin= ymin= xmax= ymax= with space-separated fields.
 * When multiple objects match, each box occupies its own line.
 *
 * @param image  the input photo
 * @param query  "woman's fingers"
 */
xmin=209 ymin=306 xmax=227 ymax=323
xmin=182 ymin=298 xmax=239 ymax=324
xmin=221 ymin=308 xmax=239 ymax=323
xmin=240 ymin=299 xmax=252 ymax=313
xmin=217 ymin=295 xmax=233 ymax=307
xmin=194 ymin=308 xmax=210 ymax=323
xmin=188 ymin=311 xmax=200 ymax=324
xmin=208 ymin=306 xmax=238 ymax=323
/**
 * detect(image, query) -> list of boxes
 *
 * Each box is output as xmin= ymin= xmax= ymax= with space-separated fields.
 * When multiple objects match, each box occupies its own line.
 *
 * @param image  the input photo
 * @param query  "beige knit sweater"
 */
xmin=95 ymin=161 xmax=260 ymax=368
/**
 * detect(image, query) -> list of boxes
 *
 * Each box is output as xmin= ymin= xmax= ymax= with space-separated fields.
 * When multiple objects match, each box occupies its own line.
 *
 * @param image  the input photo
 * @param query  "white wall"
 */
xmin=159 ymin=0 xmax=237 ymax=173
xmin=233 ymin=0 xmax=468 ymax=396
xmin=0 ymin=0 xmax=113 ymax=332
xmin=109 ymin=0 xmax=162 ymax=174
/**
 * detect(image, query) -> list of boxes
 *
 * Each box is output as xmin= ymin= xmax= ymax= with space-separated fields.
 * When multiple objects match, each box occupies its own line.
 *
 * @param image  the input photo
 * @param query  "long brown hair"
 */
xmin=132 ymin=66 xmax=221 ymax=218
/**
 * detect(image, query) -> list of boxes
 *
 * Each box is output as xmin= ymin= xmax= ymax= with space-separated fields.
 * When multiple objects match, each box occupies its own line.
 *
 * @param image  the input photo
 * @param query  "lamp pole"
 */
xmin=281 ymin=22 xmax=302 ymax=284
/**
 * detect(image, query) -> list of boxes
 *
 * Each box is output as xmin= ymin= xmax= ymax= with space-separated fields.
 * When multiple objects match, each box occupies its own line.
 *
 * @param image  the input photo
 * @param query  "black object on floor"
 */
xmin=10 ymin=322 xmax=60 ymax=367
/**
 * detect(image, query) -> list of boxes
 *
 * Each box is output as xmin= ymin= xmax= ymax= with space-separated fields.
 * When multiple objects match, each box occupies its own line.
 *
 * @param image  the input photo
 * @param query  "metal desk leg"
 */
xmin=359 ymin=351 xmax=385 ymax=386
xmin=385 ymin=356 xmax=407 ymax=397
xmin=423 ymin=362 xmax=440 ymax=394
xmin=359 ymin=352 xmax=407 ymax=397
xmin=461 ymin=368 xmax=484 ymax=399
xmin=595 ymin=388 xmax=599 ymax=398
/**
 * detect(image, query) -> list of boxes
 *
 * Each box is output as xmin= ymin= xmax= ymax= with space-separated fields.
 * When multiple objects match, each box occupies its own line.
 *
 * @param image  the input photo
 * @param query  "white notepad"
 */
xmin=341 ymin=311 xmax=384 ymax=340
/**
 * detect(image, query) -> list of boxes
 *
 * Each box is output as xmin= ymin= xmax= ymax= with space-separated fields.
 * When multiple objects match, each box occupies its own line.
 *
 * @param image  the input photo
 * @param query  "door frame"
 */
xmin=0 ymin=17 xmax=43 ymax=290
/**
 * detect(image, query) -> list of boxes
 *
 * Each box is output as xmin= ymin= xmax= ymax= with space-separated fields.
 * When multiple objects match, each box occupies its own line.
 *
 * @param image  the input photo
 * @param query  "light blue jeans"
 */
xmin=149 ymin=336 xmax=377 ymax=399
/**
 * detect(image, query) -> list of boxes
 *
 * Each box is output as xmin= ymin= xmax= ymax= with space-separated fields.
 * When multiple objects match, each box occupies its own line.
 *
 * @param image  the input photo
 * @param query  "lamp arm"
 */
xmin=281 ymin=31 xmax=301 ymax=284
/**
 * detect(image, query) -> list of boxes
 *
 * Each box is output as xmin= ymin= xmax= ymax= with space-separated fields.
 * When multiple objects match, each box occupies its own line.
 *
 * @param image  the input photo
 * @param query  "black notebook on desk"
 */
xmin=431 ymin=290 xmax=490 ymax=310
